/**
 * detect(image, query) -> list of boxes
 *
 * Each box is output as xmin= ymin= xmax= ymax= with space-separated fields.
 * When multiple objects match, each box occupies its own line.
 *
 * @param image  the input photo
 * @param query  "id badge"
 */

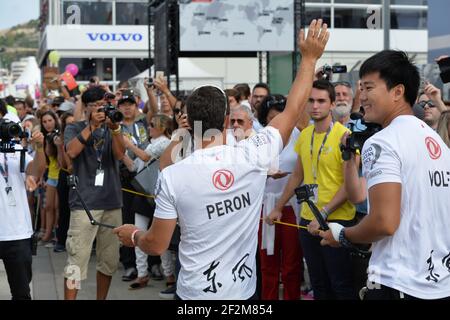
xmin=95 ymin=169 xmax=105 ymax=187
xmin=6 ymin=186 xmax=16 ymax=206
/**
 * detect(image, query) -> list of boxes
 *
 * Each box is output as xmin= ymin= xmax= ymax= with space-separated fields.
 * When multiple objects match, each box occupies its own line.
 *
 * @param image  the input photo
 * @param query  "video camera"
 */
xmin=295 ymin=184 xmax=317 ymax=203
xmin=294 ymin=184 xmax=329 ymax=230
xmin=340 ymin=112 xmax=382 ymax=161
xmin=99 ymin=93 xmax=124 ymax=123
xmin=295 ymin=183 xmax=372 ymax=257
xmin=0 ymin=119 xmax=24 ymax=143
xmin=322 ymin=64 xmax=347 ymax=81
xmin=0 ymin=118 xmax=28 ymax=172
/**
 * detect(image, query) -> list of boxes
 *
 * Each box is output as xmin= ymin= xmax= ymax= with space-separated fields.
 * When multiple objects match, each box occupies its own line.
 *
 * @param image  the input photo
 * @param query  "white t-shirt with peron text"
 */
xmin=154 ymin=126 xmax=283 ymax=300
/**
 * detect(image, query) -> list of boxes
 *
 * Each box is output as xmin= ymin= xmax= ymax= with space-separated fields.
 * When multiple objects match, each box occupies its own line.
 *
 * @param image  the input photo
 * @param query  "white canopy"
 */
xmin=13 ymin=56 xmax=41 ymax=98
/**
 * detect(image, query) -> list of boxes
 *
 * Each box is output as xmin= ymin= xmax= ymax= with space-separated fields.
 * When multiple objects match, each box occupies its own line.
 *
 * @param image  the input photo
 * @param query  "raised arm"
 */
xmin=268 ymin=19 xmax=329 ymax=146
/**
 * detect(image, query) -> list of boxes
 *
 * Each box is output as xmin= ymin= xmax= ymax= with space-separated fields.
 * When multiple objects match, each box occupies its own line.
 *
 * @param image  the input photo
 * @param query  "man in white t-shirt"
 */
xmin=320 ymin=50 xmax=450 ymax=300
xmin=114 ymin=19 xmax=330 ymax=299
xmin=0 ymin=114 xmax=46 ymax=300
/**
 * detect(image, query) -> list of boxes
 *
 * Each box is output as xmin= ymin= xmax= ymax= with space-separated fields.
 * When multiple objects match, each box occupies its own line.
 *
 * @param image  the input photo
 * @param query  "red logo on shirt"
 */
xmin=212 ymin=170 xmax=234 ymax=191
xmin=425 ymin=137 xmax=441 ymax=160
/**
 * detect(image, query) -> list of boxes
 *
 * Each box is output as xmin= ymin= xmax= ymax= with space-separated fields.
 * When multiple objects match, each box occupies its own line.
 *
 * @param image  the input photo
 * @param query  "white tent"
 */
xmin=13 ymin=57 xmax=41 ymax=99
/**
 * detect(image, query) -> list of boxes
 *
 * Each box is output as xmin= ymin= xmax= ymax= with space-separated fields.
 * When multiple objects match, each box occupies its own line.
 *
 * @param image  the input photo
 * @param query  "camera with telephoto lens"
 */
xmin=98 ymin=103 xmax=124 ymax=123
xmin=340 ymin=112 xmax=382 ymax=161
xmin=322 ymin=64 xmax=347 ymax=81
xmin=295 ymin=184 xmax=318 ymax=202
xmin=99 ymin=93 xmax=124 ymax=123
xmin=147 ymin=78 xmax=154 ymax=87
xmin=0 ymin=119 xmax=27 ymax=153
xmin=46 ymin=129 xmax=60 ymax=144
xmin=0 ymin=119 xmax=23 ymax=140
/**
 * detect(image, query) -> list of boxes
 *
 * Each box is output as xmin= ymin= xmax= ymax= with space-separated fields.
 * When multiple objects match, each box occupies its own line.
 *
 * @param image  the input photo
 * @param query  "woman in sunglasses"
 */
xmin=416 ymin=91 xmax=441 ymax=131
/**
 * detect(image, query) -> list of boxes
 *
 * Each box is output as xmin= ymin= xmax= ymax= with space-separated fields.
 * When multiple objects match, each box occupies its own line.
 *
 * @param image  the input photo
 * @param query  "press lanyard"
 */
xmin=0 ymin=153 xmax=12 ymax=193
xmin=93 ymin=124 xmax=107 ymax=170
xmin=310 ymin=122 xmax=333 ymax=182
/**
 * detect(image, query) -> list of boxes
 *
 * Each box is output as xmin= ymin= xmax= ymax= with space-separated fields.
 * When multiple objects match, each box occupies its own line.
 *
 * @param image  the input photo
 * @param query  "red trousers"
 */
xmin=259 ymin=206 xmax=303 ymax=300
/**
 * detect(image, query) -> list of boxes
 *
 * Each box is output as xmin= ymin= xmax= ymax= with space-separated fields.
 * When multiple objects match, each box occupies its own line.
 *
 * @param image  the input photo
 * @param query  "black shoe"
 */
xmin=122 ymin=267 xmax=138 ymax=281
xmin=159 ymin=285 xmax=176 ymax=299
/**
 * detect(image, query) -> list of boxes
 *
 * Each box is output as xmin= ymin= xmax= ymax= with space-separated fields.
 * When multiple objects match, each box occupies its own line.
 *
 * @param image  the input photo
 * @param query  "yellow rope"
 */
xmin=121 ymin=189 xmax=308 ymax=231
xmin=260 ymin=218 xmax=308 ymax=230
xmin=121 ymin=188 xmax=156 ymax=199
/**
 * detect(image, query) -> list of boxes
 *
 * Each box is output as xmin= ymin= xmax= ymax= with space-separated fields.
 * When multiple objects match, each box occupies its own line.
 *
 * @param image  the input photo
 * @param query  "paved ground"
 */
xmin=0 ymin=243 xmax=168 ymax=300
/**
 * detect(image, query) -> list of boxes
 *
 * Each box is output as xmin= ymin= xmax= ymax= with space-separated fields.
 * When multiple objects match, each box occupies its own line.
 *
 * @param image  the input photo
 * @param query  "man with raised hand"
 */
xmin=114 ymin=19 xmax=329 ymax=300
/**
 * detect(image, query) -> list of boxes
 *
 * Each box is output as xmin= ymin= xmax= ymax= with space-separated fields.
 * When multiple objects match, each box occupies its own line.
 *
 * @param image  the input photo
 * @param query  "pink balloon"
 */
xmin=65 ymin=63 xmax=79 ymax=77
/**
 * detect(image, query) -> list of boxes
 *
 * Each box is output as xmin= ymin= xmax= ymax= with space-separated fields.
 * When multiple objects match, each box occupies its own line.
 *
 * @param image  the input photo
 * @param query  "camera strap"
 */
xmin=0 ymin=154 xmax=16 ymax=206
xmin=310 ymin=122 xmax=334 ymax=182
xmin=0 ymin=153 xmax=11 ymax=189
xmin=92 ymin=124 xmax=108 ymax=169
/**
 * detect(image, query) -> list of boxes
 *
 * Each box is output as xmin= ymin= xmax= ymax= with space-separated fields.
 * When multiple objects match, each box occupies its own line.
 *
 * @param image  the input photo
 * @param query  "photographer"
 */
xmin=63 ymin=86 xmax=125 ymax=300
xmin=319 ymin=50 xmax=450 ymax=300
xmin=0 ymin=109 xmax=46 ymax=300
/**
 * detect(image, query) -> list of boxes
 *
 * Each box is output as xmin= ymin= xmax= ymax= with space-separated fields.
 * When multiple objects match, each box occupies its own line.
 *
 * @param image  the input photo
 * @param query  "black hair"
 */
xmin=258 ymin=94 xmax=286 ymax=127
xmin=186 ymin=86 xmax=228 ymax=136
xmin=233 ymin=83 xmax=251 ymax=100
xmin=4 ymin=95 xmax=15 ymax=106
xmin=40 ymin=110 xmax=61 ymax=160
xmin=224 ymin=89 xmax=241 ymax=103
xmin=81 ymin=86 xmax=107 ymax=105
xmin=253 ymin=83 xmax=271 ymax=95
xmin=118 ymin=80 xmax=130 ymax=89
xmin=0 ymin=99 xmax=7 ymax=117
xmin=60 ymin=112 xmax=74 ymax=137
xmin=359 ymin=50 xmax=420 ymax=106
xmin=312 ymin=79 xmax=336 ymax=103
xmin=25 ymin=96 xmax=34 ymax=109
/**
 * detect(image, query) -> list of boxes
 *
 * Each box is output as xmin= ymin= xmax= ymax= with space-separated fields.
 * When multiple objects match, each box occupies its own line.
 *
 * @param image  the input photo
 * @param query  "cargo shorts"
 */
xmin=63 ymin=208 xmax=122 ymax=281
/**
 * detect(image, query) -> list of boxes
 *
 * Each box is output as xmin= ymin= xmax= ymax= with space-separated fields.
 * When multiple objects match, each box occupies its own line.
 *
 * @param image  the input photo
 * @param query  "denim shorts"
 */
xmin=46 ymin=178 xmax=58 ymax=188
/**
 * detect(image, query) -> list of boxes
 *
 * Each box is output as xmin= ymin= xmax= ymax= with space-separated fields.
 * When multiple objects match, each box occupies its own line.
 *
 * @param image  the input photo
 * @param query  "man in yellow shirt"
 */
xmin=267 ymin=79 xmax=356 ymax=299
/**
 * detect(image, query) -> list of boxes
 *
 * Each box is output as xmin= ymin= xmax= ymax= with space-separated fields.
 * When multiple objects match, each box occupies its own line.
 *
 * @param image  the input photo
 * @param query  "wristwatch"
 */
xmin=338 ymin=228 xmax=353 ymax=248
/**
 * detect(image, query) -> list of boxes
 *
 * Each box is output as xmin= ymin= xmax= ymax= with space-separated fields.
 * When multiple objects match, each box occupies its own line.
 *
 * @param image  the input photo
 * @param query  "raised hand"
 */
xmin=424 ymin=82 xmax=442 ymax=102
xmin=299 ymin=19 xmax=330 ymax=62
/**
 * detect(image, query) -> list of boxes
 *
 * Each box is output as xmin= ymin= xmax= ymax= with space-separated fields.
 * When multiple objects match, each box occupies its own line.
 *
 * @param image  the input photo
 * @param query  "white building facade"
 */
xmin=37 ymin=0 xmax=428 ymax=92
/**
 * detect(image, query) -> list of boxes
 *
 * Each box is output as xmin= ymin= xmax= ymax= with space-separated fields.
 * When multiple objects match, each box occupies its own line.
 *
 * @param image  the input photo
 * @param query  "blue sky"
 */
xmin=0 ymin=0 xmax=40 ymax=30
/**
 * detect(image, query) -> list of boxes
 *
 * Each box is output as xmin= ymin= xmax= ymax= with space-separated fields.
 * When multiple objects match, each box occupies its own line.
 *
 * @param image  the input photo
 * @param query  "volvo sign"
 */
xmin=46 ymin=25 xmax=148 ymax=50
xmin=86 ymin=33 xmax=144 ymax=42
